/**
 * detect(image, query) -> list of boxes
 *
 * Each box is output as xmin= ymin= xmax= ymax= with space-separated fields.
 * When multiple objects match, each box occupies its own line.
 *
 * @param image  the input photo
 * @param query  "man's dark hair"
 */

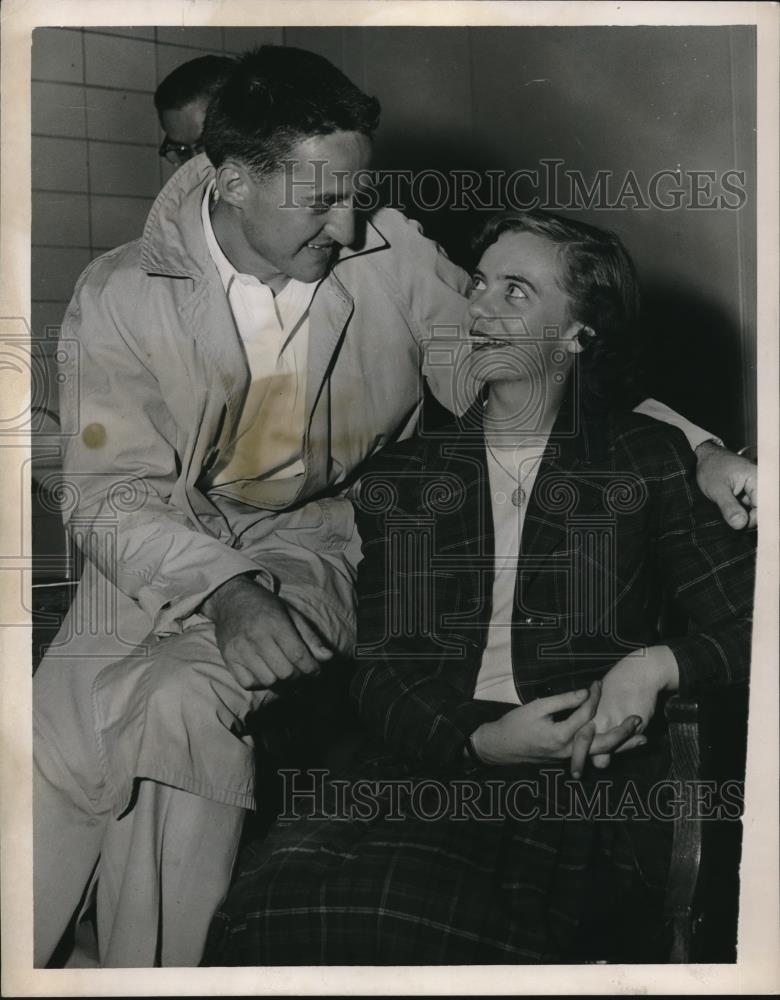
xmin=202 ymin=45 xmax=381 ymax=175
xmin=472 ymin=210 xmax=641 ymax=411
xmin=154 ymin=55 xmax=235 ymax=117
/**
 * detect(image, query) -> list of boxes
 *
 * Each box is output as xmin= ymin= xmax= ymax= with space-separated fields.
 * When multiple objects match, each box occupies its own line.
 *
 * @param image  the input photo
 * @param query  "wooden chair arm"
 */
xmin=663 ymin=694 xmax=703 ymax=962
xmin=662 ymin=686 xmax=749 ymax=962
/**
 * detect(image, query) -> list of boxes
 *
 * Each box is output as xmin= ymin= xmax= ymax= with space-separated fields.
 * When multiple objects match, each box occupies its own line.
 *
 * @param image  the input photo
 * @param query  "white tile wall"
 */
xmin=32 ymin=193 xmax=90 ymax=247
xmin=156 ymin=27 xmax=224 ymax=50
xmin=85 ymin=87 xmax=159 ymax=144
xmin=88 ymin=141 xmax=162 ymax=197
xmin=31 ymin=247 xmax=92 ymax=302
xmin=31 ymin=28 xmax=84 ymax=84
xmin=32 ymin=82 xmax=87 ymax=139
xmin=32 ymin=137 xmax=89 ymax=192
xmin=90 ymin=195 xmax=154 ymax=248
xmin=84 ymin=32 xmax=157 ymax=91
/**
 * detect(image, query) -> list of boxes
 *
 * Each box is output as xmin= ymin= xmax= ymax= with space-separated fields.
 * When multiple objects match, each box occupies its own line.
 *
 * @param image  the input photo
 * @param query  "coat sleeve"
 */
xmin=214 ymin=493 xmax=363 ymax=656
xmin=58 ymin=257 xmax=271 ymax=636
xmin=633 ymin=397 xmax=722 ymax=451
xmin=374 ymin=209 xmax=475 ymax=416
xmin=650 ymin=427 xmax=756 ymax=692
xmin=349 ymin=450 xmax=513 ymax=769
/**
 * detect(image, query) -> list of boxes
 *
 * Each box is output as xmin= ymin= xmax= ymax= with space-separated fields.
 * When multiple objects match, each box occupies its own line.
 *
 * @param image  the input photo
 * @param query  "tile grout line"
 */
xmin=32 ymin=133 xmax=159 ymax=149
xmin=33 ymin=79 xmax=156 ymax=97
xmin=154 ymin=27 xmax=164 ymax=190
xmin=81 ymin=29 xmax=94 ymax=261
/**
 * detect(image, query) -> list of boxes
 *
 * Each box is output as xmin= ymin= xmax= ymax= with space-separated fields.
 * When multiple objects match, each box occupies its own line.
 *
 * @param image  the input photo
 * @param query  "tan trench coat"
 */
xmin=34 ymin=155 xmax=471 ymax=813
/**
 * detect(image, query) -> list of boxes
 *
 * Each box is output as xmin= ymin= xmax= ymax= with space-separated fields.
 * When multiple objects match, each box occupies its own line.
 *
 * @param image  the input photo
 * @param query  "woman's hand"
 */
xmin=470 ymin=681 xmax=643 ymax=773
xmin=586 ymin=646 xmax=680 ymax=770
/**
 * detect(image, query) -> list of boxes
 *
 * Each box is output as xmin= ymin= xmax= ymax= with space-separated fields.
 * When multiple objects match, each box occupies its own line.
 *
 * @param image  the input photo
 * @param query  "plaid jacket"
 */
xmin=350 ymin=399 xmax=756 ymax=770
xmin=205 ymin=402 xmax=755 ymax=966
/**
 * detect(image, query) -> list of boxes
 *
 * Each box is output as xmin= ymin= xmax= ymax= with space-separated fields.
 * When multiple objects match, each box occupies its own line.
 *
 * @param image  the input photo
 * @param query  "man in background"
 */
xmin=155 ymin=54 xmax=234 ymax=168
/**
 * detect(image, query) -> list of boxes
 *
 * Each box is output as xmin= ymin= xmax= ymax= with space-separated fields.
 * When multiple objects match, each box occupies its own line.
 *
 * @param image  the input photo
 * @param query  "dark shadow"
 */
xmin=638 ymin=283 xmax=748 ymax=448
xmin=370 ymin=133 xmax=511 ymax=268
xmin=690 ymin=684 xmax=748 ymax=962
xmin=370 ymin=130 xmax=751 ymax=447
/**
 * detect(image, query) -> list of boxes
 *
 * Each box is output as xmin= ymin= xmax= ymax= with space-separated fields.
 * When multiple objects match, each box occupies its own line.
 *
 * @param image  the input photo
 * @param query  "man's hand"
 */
xmin=203 ymin=575 xmax=332 ymax=690
xmin=584 ymin=646 xmax=679 ymax=772
xmin=696 ymin=440 xmax=757 ymax=530
xmin=470 ymin=681 xmax=644 ymax=772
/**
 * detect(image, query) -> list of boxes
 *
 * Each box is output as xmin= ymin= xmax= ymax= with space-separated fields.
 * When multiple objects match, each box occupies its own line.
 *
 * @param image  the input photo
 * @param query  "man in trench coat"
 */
xmin=32 ymin=44 xmax=756 ymax=967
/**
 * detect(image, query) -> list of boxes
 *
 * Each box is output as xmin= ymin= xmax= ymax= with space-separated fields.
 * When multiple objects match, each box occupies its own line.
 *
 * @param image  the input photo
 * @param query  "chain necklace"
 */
xmin=485 ymin=439 xmax=544 ymax=508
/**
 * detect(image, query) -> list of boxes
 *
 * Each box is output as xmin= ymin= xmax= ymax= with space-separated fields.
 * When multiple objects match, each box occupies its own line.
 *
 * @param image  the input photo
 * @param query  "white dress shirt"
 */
xmin=474 ymin=441 xmax=548 ymax=705
xmin=201 ymin=182 xmax=318 ymax=485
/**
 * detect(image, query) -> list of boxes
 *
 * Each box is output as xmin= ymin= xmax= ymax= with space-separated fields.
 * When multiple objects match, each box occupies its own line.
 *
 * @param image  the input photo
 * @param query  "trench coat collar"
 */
xmin=139 ymin=153 xmax=389 ymax=280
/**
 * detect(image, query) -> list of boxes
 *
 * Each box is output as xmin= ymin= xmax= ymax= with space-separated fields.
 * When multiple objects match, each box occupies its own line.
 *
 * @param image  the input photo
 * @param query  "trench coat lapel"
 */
xmin=300 ymin=274 xmax=354 ymax=494
xmin=185 ymin=273 xmax=250 ymax=456
xmin=140 ymin=156 xmax=250 ymax=457
xmin=300 ymin=215 xmax=390 ymax=495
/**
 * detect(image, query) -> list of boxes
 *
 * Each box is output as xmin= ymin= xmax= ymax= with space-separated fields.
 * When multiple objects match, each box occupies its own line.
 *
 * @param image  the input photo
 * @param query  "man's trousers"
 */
xmin=33 ymin=619 xmax=271 ymax=967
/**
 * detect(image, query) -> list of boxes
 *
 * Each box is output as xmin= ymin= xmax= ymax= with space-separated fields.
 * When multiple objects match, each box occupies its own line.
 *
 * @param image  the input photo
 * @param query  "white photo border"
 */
xmin=1 ymin=1 xmax=777 ymax=995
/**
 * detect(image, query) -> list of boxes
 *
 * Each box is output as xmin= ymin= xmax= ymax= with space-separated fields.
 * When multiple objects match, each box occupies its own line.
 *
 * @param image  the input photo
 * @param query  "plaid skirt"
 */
xmin=204 ymin=750 xmax=673 ymax=966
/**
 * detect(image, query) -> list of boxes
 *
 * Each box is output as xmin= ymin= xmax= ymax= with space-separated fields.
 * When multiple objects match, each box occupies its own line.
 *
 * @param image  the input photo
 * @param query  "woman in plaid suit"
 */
xmin=205 ymin=212 xmax=756 ymax=965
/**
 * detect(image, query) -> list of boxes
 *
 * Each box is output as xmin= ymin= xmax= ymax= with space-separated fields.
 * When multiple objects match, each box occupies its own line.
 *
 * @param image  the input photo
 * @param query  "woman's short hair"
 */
xmin=202 ymin=46 xmax=381 ymax=176
xmin=473 ymin=210 xmax=641 ymax=411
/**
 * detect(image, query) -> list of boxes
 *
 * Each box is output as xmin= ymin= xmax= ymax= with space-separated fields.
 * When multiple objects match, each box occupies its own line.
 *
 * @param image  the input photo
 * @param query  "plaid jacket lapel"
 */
xmin=422 ymin=412 xmax=494 ymax=646
xmin=511 ymin=399 xmax=622 ymax=698
xmin=426 ymin=398 xmax=616 ymax=633
xmin=420 ymin=395 xmax=618 ymax=672
xmin=520 ymin=396 xmax=616 ymax=583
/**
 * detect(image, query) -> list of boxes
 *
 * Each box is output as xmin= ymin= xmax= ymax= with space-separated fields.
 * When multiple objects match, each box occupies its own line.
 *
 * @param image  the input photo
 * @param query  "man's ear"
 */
xmin=215 ymin=159 xmax=252 ymax=209
xmin=566 ymin=324 xmax=596 ymax=354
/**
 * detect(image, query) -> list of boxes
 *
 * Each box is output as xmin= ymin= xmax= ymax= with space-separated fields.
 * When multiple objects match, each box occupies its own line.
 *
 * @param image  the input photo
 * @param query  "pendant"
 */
xmin=511 ymin=486 xmax=526 ymax=507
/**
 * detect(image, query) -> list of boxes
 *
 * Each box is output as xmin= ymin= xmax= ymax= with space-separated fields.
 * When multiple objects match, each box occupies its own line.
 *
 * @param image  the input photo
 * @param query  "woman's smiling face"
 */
xmin=465 ymin=229 xmax=582 ymax=388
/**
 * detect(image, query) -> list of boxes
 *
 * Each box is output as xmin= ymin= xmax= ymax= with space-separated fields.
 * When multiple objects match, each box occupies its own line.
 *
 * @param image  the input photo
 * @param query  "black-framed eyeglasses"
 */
xmin=158 ymin=138 xmax=205 ymax=167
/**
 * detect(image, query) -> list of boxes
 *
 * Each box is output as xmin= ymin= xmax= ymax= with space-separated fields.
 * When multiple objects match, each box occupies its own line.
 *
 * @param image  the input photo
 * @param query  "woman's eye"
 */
xmin=507 ymin=283 xmax=527 ymax=300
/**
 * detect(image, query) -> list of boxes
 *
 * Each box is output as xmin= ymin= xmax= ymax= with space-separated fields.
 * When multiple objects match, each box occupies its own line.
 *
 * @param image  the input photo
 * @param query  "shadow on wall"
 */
xmin=638 ymin=285 xmax=745 ymax=447
xmin=371 ymin=134 xmax=507 ymax=268
xmin=371 ymin=127 xmax=748 ymax=447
